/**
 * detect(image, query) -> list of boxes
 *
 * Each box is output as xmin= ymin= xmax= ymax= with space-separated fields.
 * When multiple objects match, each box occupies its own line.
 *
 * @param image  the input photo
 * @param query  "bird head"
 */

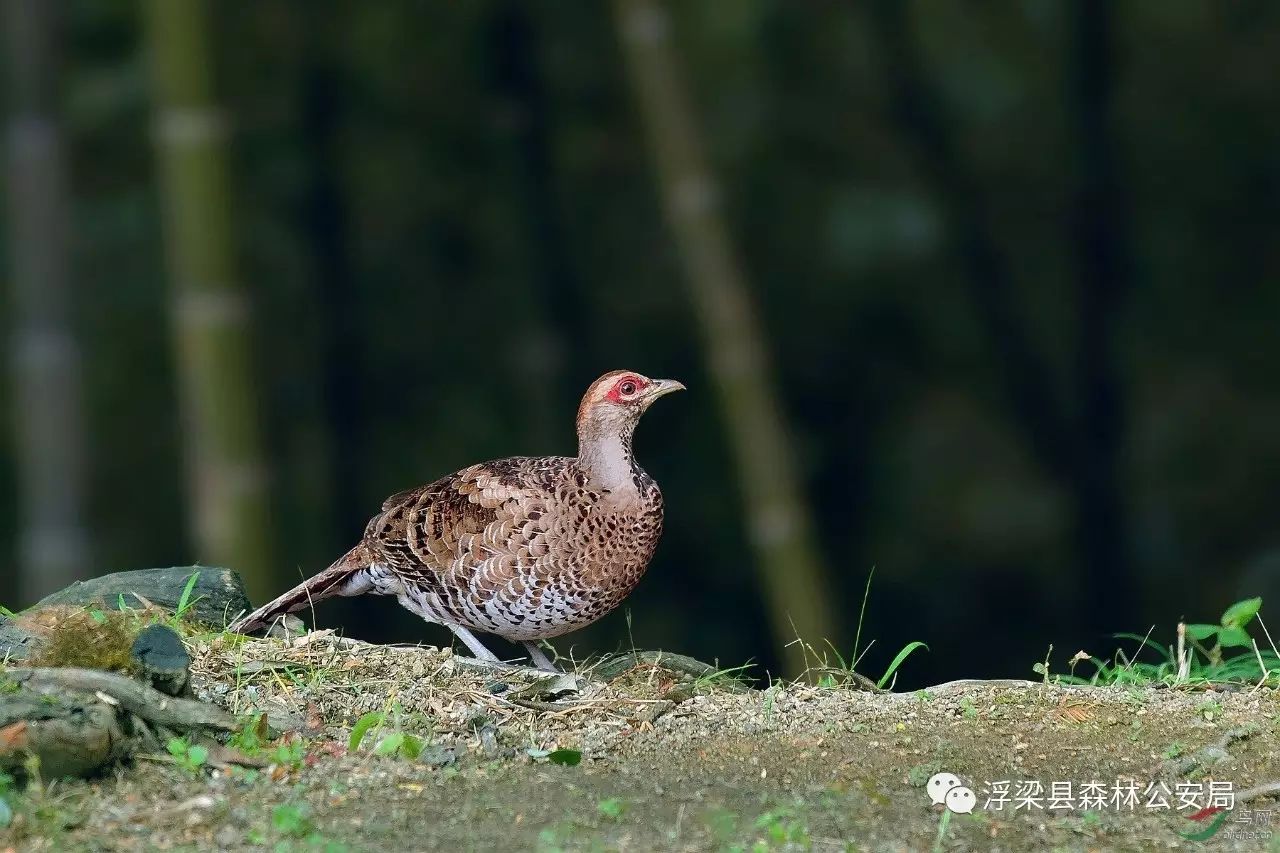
xmin=576 ymin=370 xmax=685 ymax=436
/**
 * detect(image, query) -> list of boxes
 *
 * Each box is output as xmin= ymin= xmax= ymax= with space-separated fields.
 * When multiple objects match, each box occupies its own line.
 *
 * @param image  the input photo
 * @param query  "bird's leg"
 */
xmin=445 ymin=623 xmax=502 ymax=663
xmin=522 ymin=641 xmax=560 ymax=673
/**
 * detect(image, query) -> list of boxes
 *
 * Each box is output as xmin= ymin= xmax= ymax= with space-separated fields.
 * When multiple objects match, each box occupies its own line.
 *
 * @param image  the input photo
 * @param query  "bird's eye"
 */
xmin=620 ymin=381 xmax=637 ymax=396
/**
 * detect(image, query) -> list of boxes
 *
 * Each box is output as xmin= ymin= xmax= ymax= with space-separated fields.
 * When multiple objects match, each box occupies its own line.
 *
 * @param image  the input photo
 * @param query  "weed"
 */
xmin=1195 ymin=700 xmax=1223 ymax=722
xmin=791 ymin=568 xmax=928 ymax=690
xmin=959 ymin=697 xmax=978 ymax=720
xmin=907 ymin=763 xmax=942 ymax=788
xmin=526 ymin=745 xmax=583 ymax=766
xmin=0 ymin=771 xmax=14 ymax=829
xmin=930 ymin=808 xmax=952 ymax=853
xmin=272 ymin=804 xmax=314 ymax=838
xmin=763 ymin=685 xmax=777 ymax=722
xmin=253 ymin=803 xmax=348 ymax=851
xmin=1036 ymin=597 xmax=1280 ymax=688
xmin=596 ymin=797 xmax=626 ymax=820
xmin=705 ymin=807 xmax=739 ymax=844
xmin=1162 ymin=742 xmax=1185 ymax=760
xmin=270 ymin=738 xmax=307 ymax=771
xmin=228 ymin=713 xmax=270 ymax=754
xmin=348 ymin=709 xmax=427 ymax=760
xmin=167 ymin=732 xmax=209 ymax=773
xmin=174 ymin=570 xmax=203 ymax=622
xmin=691 ymin=661 xmax=757 ymax=693
xmin=166 ymin=737 xmax=208 ymax=776
xmin=749 ymin=806 xmax=810 ymax=850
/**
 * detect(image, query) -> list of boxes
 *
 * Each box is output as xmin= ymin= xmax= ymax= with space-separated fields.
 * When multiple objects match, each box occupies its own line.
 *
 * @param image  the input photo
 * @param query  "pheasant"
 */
xmin=228 ymin=370 xmax=684 ymax=671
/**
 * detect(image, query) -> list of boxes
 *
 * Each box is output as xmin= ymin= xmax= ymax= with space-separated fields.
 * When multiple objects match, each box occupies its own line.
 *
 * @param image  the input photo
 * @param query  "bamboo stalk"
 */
xmin=611 ymin=0 xmax=839 ymax=675
xmin=142 ymin=0 xmax=275 ymax=601
xmin=2 ymin=0 xmax=91 ymax=602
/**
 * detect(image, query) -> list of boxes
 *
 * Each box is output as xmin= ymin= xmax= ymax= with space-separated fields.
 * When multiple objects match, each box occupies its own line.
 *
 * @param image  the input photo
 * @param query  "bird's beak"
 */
xmin=648 ymin=378 xmax=686 ymax=399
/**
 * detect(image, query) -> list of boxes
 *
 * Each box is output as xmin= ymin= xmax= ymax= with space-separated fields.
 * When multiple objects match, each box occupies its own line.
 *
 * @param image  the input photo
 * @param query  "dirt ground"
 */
xmin=2 ymin=632 xmax=1278 ymax=852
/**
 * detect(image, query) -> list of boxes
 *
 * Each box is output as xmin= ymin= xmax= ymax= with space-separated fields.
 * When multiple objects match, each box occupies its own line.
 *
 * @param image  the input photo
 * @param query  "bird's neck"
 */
xmin=577 ymin=420 xmax=639 ymax=498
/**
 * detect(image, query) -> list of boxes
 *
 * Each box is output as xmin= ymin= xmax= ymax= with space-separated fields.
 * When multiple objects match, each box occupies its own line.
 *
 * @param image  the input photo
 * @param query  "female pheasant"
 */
xmin=228 ymin=370 xmax=683 ymax=670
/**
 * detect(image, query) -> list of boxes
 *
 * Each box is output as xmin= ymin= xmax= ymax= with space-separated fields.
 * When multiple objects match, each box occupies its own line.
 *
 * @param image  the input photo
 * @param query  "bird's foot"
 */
xmin=523 ymin=641 xmax=560 ymax=672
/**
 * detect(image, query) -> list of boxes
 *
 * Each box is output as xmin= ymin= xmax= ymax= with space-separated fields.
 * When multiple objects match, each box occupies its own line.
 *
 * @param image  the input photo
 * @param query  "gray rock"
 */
xmin=130 ymin=624 xmax=192 ymax=697
xmin=0 ymin=617 xmax=35 ymax=661
xmin=32 ymin=565 xmax=250 ymax=627
xmin=0 ymin=566 xmax=251 ymax=661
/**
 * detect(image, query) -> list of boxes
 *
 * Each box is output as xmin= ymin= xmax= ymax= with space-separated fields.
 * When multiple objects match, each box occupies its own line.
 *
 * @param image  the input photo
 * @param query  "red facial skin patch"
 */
xmin=606 ymin=376 xmax=647 ymax=403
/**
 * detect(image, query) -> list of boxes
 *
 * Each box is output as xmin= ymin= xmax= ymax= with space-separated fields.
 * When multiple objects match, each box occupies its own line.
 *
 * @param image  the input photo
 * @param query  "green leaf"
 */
xmin=348 ymin=712 xmax=384 ymax=752
xmin=272 ymin=804 xmax=311 ymax=836
xmin=167 ymin=738 xmax=188 ymax=757
xmin=1184 ymin=624 xmax=1220 ymax=641
xmin=400 ymin=734 xmax=424 ymax=760
xmin=1221 ymin=597 xmax=1262 ymax=630
xmin=597 ymin=797 xmax=625 ymax=819
xmin=1217 ymin=627 xmax=1253 ymax=649
xmin=89 ymin=609 xmax=107 ymax=624
xmin=373 ymin=733 xmax=404 ymax=757
xmin=0 ymin=797 xmax=11 ymax=828
xmin=547 ymin=748 xmax=582 ymax=767
xmin=186 ymin=745 xmax=208 ymax=767
xmin=878 ymin=641 xmax=929 ymax=689
xmin=176 ymin=571 xmax=201 ymax=617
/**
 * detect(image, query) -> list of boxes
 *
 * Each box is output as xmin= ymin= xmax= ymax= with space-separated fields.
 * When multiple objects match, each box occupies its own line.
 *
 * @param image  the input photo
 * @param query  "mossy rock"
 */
xmin=0 ymin=566 xmax=250 ymax=661
xmin=31 ymin=566 xmax=249 ymax=627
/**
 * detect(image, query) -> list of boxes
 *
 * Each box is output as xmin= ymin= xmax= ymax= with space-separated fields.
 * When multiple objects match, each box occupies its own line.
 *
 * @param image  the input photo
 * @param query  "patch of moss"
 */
xmin=24 ymin=606 xmax=138 ymax=674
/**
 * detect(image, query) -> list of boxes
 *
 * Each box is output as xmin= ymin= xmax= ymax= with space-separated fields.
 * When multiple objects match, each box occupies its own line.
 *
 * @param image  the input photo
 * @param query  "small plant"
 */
xmin=596 ymin=797 xmax=626 ymax=820
xmin=173 ymin=571 xmax=203 ymax=623
xmin=272 ymin=804 xmax=314 ymax=838
xmin=0 ymin=770 xmax=15 ymax=829
xmin=705 ymin=808 xmax=739 ymax=844
xmin=166 ymin=737 xmax=209 ymax=775
xmin=1037 ymin=597 xmax=1279 ymax=688
xmin=535 ymin=820 xmax=579 ymax=853
xmin=548 ymin=748 xmax=582 ymax=766
xmin=750 ymin=806 xmax=810 ymax=850
xmin=959 ymin=697 xmax=978 ymax=720
xmin=254 ymin=804 xmax=348 ymax=852
xmin=228 ymin=713 xmax=270 ymax=754
xmin=527 ymin=747 xmax=583 ymax=767
xmin=800 ymin=568 xmax=928 ymax=689
xmin=1195 ymin=699 xmax=1223 ymax=722
xmin=907 ymin=763 xmax=941 ymax=788
xmin=1162 ymin=742 xmax=1185 ymax=760
xmin=348 ymin=711 xmax=426 ymax=760
xmin=270 ymin=738 xmax=307 ymax=770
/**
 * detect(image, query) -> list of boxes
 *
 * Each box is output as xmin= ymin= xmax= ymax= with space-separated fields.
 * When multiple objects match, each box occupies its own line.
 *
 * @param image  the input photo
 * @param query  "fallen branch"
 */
xmin=7 ymin=667 xmax=237 ymax=731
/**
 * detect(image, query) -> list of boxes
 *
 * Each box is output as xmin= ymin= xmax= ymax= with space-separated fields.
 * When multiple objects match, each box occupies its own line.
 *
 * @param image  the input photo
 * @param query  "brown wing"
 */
xmin=363 ymin=457 xmax=574 ymax=592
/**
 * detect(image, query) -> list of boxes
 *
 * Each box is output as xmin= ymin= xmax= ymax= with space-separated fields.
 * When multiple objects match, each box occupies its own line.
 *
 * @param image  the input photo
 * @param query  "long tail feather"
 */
xmin=227 ymin=543 xmax=371 ymax=634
